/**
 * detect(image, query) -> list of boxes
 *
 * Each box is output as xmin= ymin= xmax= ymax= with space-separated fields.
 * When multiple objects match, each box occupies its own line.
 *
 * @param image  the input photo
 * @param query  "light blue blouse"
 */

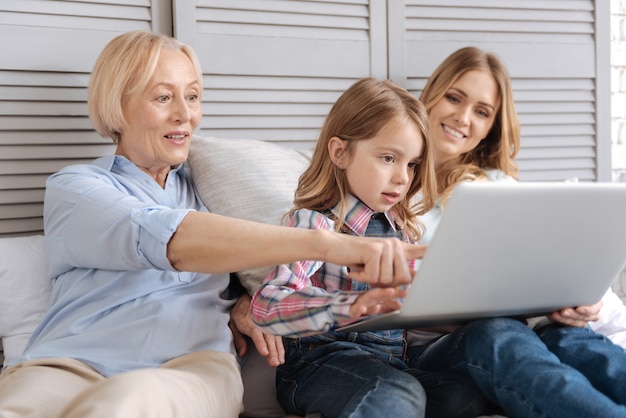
xmin=9 ymin=156 xmax=234 ymax=376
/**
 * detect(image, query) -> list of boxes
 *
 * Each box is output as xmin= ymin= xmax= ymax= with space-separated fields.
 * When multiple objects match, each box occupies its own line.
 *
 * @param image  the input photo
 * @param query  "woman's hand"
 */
xmin=332 ymin=236 xmax=426 ymax=288
xmin=229 ymin=293 xmax=285 ymax=367
xmin=548 ymin=300 xmax=603 ymax=327
xmin=348 ymin=287 xmax=408 ymax=318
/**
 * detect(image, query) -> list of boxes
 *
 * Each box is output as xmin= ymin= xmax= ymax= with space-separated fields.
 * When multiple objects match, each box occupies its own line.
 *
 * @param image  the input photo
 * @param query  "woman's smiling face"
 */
xmin=428 ymin=69 xmax=500 ymax=166
xmin=117 ymin=48 xmax=202 ymax=185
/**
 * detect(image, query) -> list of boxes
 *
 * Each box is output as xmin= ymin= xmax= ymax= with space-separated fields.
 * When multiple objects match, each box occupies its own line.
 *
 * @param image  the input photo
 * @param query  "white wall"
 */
xmin=610 ymin=0 xmax=626 ymax=301
xmin=612 ymin=0 xmax=626 ymax=182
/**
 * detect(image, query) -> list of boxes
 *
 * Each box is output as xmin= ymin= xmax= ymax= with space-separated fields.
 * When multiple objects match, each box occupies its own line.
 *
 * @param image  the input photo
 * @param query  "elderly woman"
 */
xmin=0 ymin=31 xmax=423 ymax=418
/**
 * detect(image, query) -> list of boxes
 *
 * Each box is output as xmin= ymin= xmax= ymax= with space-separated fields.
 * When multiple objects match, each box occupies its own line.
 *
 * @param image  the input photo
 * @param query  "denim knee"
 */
xmin=535 ymin=322 xmax=593 ymax=349
xmin=410 ymin=368 xmax=493 ymax=418
xmin=332 ymin=369 xmax=426 ymax=418
xmin=458 ymin=317 xmax=532 ymax=351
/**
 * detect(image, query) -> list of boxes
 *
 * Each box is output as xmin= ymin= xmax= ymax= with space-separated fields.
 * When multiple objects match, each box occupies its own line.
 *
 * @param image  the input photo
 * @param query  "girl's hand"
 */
xmin=348 ymin=287 xmax=408 ymax=318
xmin=548 ymin=300 xmax=603 ymax=327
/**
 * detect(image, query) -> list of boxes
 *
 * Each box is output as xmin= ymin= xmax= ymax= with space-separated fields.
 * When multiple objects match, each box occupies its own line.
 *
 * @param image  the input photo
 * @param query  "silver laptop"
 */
xmin=337 ymin=181 xmax=626 ymax=333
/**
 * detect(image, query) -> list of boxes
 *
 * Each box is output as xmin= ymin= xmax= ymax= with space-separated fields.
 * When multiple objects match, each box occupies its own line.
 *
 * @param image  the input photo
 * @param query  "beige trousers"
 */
xmin=0 ymin=351 xmax=244 ymax=418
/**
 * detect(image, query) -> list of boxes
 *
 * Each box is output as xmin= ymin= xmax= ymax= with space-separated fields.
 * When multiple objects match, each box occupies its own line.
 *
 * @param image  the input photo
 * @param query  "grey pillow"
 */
xmin=188 ymin=135 xmax=311 ymax=293
xmin=0 ymin=235 xmax=51 ymax=368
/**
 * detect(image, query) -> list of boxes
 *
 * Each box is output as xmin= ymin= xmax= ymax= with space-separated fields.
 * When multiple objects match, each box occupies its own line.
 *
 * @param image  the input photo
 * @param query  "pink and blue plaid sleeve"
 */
xmin=250 ymin=209 xmax=359 ymax=337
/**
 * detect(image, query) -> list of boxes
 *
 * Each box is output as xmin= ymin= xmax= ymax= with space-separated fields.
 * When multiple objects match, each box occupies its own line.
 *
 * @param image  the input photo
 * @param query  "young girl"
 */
xmin=250 ymin=77 xmax=440 ymax=417
xmin=407 ymin=46 xmax=626 ymax=417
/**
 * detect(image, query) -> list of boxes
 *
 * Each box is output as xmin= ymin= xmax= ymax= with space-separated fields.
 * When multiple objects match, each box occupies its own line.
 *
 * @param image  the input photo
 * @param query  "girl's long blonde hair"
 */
xmin=293 ymin=77 xmax=437 ymax=241
xmin=420 ymin=47 xmax=520 ymax=202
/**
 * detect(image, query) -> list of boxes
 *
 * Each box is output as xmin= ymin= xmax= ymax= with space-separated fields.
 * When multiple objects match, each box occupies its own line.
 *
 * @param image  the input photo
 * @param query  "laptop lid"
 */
xmin=336 ymin=182 xmax=626 ymax=333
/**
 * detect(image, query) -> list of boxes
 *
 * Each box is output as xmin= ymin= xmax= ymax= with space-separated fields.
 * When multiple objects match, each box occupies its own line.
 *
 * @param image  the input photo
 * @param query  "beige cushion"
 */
xmin=188 ymin=135 xmax=311 ymax=293
xmin=0 ymin=235 xmax=51 ymax=368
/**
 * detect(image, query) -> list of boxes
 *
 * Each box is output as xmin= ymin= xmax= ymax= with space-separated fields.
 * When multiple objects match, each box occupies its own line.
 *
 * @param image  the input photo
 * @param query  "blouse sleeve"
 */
xmin=43 ymin=164 xmax=193 ymax=278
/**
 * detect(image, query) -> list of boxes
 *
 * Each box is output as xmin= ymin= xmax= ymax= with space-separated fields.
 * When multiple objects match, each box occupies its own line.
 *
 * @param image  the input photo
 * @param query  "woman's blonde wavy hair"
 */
xmin=292 ymin=77 xmax=437 ymax=242
xmin=420 ymin=46 xmax=520 ymax=203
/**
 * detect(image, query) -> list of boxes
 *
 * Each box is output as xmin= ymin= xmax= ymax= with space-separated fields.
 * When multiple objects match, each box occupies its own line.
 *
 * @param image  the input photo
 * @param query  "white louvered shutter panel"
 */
xmin=174 ymin=0 xmax=388 ymax=150
xmin=390 ymin=0 xmax=610 ymax=182
xmin=0 ymin=0 xmax=612 ymax=237
xmin=0 ymin=0 xmax=171 ymax=237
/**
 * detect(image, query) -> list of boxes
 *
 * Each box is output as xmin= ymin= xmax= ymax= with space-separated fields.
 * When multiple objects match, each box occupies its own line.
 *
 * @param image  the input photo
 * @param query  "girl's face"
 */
xmin=429 ymin=69 xmax=499 ymax=166
xmin=331 ymin=116 xmax=424 ymax=213
xmin=117 ymin=48 xmax=202 ymax=186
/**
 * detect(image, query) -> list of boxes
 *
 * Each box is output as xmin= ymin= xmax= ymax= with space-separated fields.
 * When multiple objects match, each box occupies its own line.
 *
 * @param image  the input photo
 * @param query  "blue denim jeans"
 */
xmin=406 ymin=344 xmax=497 ymax=417
xmin=276 ymin=332 xmax=426 ymax=418
xmin=410 ymin=317 xmax=626 ymax=418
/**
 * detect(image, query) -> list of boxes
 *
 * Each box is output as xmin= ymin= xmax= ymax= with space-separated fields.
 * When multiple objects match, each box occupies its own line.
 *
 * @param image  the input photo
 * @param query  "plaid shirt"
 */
xmin=251 ymin=195 xmax=416 ymax=338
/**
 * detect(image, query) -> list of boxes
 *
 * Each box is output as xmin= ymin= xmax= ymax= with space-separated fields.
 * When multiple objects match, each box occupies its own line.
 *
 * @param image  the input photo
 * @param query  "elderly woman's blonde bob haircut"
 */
xmin=88 ymin=30 xmax=202 ymax=143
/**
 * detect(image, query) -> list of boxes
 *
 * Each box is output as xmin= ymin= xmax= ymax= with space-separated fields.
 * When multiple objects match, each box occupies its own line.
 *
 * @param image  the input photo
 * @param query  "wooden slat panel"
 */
xmin=0 ymin=189 xmax=45 ymax=205
xmin=519 ymin=114 xmax=595 ymax=125
xmin=2 ymin=70 xmax=90 ymax=87
xmin=406 ymin=19 xmax=592 ymax=34
xmin=405 ymin=0 xmax=593 ymax=10
xmin=514 ymin=91 xmax=595 ymax=102
xmin=203 ymin=89 xmax=346 ymax=103
xmin=0 ymin=159 xmax=103 ymax=176
xmin=0 ymin=102 xmax=87 ymax=116
xmin=0 ymin=160 xmax=99 ymax=175
xmin=0 ymin=26 xmax=144 ymax=72
xmin=405 ymin=6 xmax=592 ymax=23
xmin=519 ymin=169 xmax=597 ymax=182
xmin=0 ymin=0 xmax=151 ymax=30
xmin=0 ymin=131 xmax=110 ymax=145
xmin=195 ymin=127 xmax=320 ymax=144
xmin=201 ymin=115 xmax=326 ymax=129
xmin=181 ymin=1 xmax=382 ymax=143
xmin=406 ymin=43 xmax=596 ymax=79
xmin=203 ymin=102 xmax=334 ymax=115
xmin=202 ymin=75 xmax=354 ymax=89
xmin=1 ymin=203 xmax=44 ymax=218
xmin=0 ymin=174 xmax=48 ymax=189
xmin=197 ymin=0 xmax=368 ymax=14
xmin=518 ymin=158 xmax=596 ymax=170
xmin=196 ymin=33 xmax=371 ymax=78
xmin=401 ymin=0 xmax=600 ymax=183
xmin=1 ymin=144 xmax=116 ymax=159
xmin=516 ymin=103 xmax=595 ymax=114
xmin=197 ymin=8 xmax=369 ymax=31
xmin=0 ymin=0 xmax=156 ymax=237
xmin=0 ymin=86 xmax=86 ymax=102
xmin=521 ymin=124 xmax=596 ymax=137
xmin=521 ymin=136 xmax=596 ymax=148
xmin=199 ymin=75 xmax=351 ymax=141
xmin=0 ymin=217 xmax=44 ymax=236
xmin=0 ymin=12 xmax=149 ymax=32
xmin=518 ymin=148 xmax=596 ymax=160
xmin=0 ymin=117 xmax=94 ymax=130
xmin=0 ymin=0 xmax=608 ymax=237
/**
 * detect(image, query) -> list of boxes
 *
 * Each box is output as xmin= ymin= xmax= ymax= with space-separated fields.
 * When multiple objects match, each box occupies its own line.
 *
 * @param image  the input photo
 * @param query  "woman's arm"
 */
xmin=168 ymin=211 xmax=425 ymax=286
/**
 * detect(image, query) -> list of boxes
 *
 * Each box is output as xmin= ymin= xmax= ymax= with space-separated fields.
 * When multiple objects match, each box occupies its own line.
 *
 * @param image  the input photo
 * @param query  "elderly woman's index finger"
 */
xmin=405 ymin=243 xmax=427 ymax=260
